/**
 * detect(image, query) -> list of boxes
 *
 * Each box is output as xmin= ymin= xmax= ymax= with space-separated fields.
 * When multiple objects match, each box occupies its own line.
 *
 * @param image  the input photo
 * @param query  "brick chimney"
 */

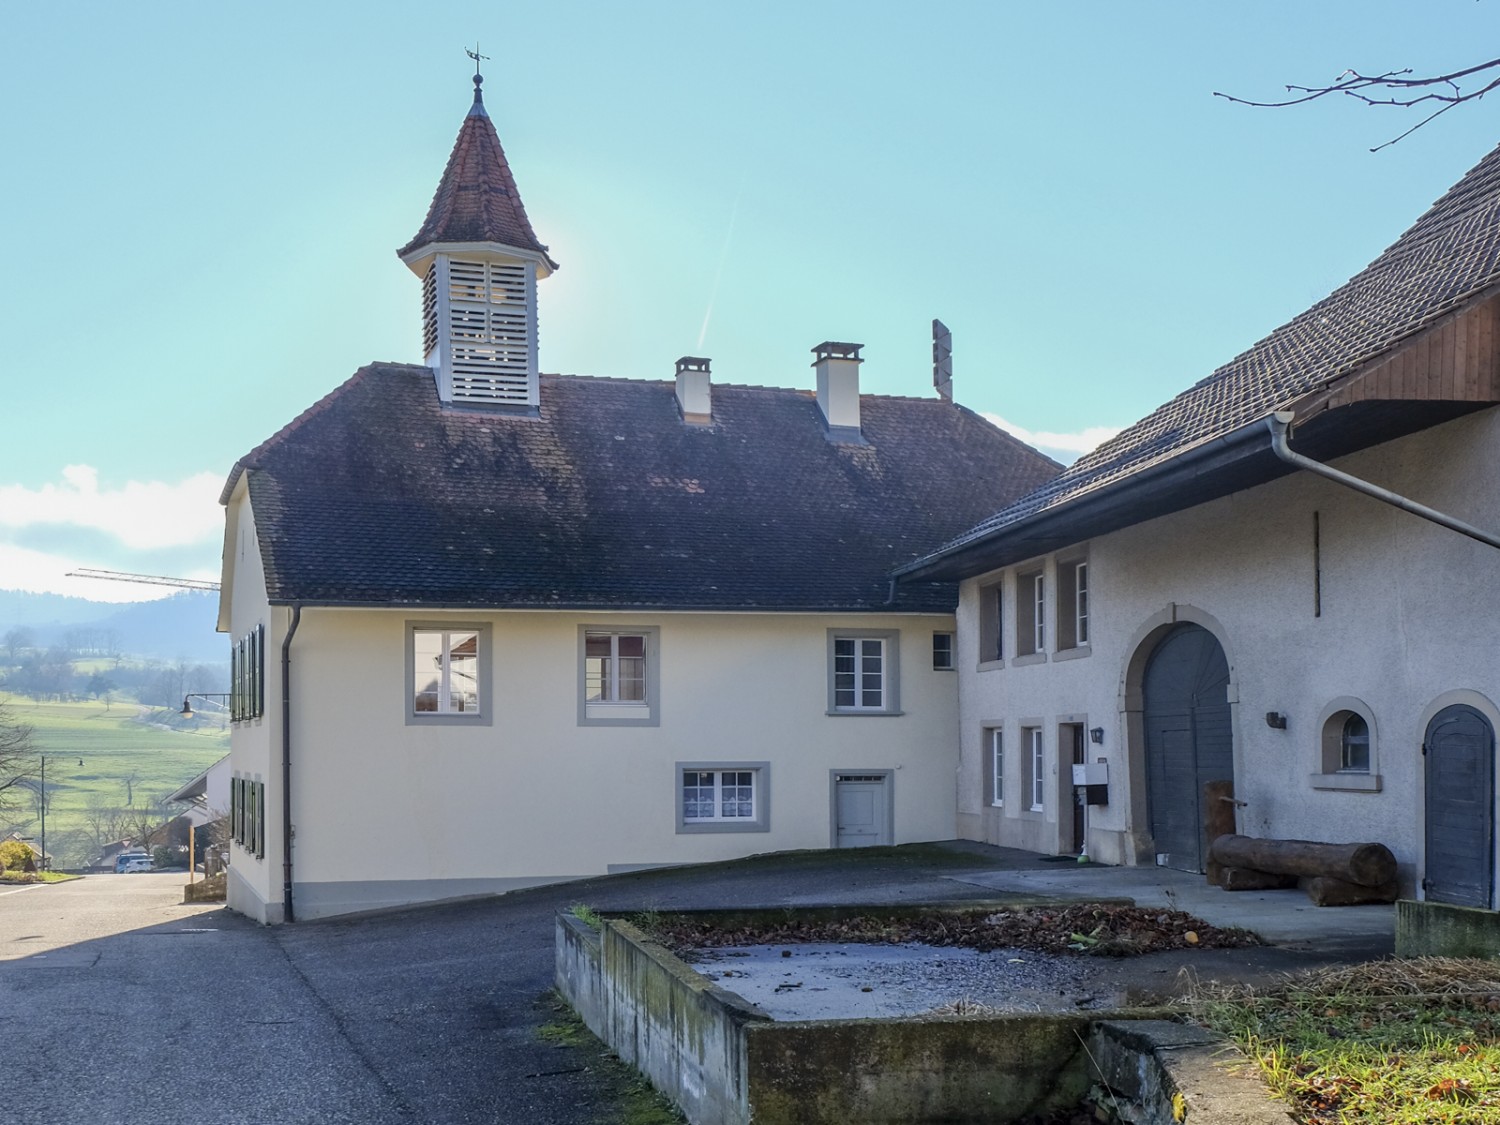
xmin=812 ymin=341 xmax=864 ymax=442
xmin=675 ymin=356 xmax=712 ymax=424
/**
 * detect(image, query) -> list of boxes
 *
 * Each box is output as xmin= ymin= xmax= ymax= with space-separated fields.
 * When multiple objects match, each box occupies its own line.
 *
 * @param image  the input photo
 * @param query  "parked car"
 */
xmin=121 ymin=859 xmax=154 ymax=874
xmin=115 ymin=854 xmax=151 ymax=873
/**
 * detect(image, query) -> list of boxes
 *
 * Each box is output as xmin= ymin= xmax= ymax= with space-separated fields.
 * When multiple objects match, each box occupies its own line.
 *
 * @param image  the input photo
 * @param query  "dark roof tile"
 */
xmin=231 ymin=366 xmax=1061 ymax=612
xmin=932 ymin=140 xmax=1500 ymax=558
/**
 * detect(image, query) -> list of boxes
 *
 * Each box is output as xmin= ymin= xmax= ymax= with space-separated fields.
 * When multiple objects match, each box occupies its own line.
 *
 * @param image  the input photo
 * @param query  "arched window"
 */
xmin=1313 ymin=698 xmax=1380 ymax=791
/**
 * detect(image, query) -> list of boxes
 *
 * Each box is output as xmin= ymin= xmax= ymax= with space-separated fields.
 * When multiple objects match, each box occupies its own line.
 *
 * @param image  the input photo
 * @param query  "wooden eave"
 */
xmin=1293 ymin=290 xmax=1500 ymax=423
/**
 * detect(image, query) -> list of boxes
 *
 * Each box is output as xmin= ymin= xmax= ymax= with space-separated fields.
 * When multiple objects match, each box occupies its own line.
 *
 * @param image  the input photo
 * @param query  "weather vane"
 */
xmin=466 ymin=44 xmax=490 ymax=78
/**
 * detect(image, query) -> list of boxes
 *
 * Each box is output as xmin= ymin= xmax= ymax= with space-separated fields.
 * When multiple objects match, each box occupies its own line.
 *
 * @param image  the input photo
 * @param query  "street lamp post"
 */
xmin=180 ymin=693 xmax=231 ymax=719
xmin=39 ymin=755 xmax=45 ymax=873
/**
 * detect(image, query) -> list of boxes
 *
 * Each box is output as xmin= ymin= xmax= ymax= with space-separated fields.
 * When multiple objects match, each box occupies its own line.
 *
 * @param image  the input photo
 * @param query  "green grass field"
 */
xmin=2 ymin=693 xmax=228 ymax=867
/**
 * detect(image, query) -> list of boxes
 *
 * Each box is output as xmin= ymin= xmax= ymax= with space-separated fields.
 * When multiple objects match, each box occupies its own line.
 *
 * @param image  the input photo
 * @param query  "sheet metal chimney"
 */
xmin=812 ymin=341 xmax=864 ymax=442
xmin=675 ymin=356 xmax=712 ymax=424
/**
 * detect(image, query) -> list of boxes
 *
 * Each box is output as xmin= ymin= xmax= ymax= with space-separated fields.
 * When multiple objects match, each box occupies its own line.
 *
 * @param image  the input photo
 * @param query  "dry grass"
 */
xmin=1189 ymin=958 xmax=1500 ymax=1124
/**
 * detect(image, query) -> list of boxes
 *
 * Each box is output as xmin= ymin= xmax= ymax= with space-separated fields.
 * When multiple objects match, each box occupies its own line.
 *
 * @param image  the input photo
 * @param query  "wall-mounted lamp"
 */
xmin=1088 ymin=727 xmax=1105 ymax=744
xmin=1264 ymin=711 xmax=1288 ymax=730
xmin=181 ymin=693 xmax=231 ymax=719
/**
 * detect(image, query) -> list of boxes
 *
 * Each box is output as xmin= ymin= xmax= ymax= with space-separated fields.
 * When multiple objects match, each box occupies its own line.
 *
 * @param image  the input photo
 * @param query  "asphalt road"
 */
xmin=1 ymin=846 xmax=1391 ymax=1124
xmin=0 ymin=848 xmax=1019 ymax=1125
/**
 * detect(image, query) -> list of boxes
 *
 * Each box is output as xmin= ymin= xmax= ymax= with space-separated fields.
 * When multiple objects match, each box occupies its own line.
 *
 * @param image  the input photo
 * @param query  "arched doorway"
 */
xmin=1142 ymin=623 xmax=1233 ymax=872
xmin=1424 ymin=705 xmax=1495 ymax=908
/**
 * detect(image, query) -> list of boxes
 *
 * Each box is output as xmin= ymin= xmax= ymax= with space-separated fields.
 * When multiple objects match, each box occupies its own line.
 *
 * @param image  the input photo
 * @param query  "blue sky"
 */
xmin=2 ymin=2 xmax=1498 ymax=600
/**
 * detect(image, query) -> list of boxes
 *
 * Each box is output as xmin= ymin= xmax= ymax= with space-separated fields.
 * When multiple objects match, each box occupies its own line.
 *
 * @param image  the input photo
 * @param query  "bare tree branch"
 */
xmin=1215 ymin=58 xmax=1500 ymax=151
xmin=0 ymin=704 xmax=35 ymax=814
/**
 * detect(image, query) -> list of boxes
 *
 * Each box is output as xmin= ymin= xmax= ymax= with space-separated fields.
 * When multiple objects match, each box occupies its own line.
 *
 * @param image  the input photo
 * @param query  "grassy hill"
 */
xmin=1 ymin=694 xmax=228 ymax=868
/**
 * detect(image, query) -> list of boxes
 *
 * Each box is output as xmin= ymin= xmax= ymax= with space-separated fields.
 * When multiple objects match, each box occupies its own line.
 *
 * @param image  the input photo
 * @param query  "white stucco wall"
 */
xmin=957 ymin=408 xmax=1500 ymax=900
xmin=220 ymin=480 xmax=282 ymax=923
xmin=221 ymin=523 xmax=962 ymax=921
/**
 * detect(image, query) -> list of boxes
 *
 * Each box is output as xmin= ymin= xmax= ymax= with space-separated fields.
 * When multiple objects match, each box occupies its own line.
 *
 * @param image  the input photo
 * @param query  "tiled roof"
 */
xmin=228 ymin=366 xmax=1061 ymax=612
xmin=922 ymin=140 xmax=1500 ymax=564
xmin=398 ymin=78 xmax=556 ymax=268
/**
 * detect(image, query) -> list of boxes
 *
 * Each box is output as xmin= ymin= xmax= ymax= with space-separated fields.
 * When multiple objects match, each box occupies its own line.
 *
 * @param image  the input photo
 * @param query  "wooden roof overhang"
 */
xmin=896 ymin=295 xmax=1500 ymax=583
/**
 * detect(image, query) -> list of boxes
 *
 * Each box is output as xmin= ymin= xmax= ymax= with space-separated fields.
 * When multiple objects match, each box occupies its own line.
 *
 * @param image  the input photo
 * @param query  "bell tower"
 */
xmin=398 ymin=68 xmax=557 ymax=407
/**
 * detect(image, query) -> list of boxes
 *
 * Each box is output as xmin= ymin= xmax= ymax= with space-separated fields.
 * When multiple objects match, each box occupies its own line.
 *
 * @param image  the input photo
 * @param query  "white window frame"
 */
xmin=1027 ymin=727 xmax=1045 ymax=811
xmin=827 ymin=630 xmax=902 ymax=715
xmin=1033 ymin=573 xmax=1047 ymax=653
xmin=932 ymin=631 xmax=955 ymax=671
xmin=989 ymin=728 xmax=1004 ymax=807
xmin=406 ymin=623 xmax=492 ymax=726
xmin=1339 ymin=713 xmax=1370 ymax=773
xmin=676 ymin=762 xmax=771 ymax=834
xmin=1075 ymin=562 xmax=1089 ymax=646
xmin=578 ymin=626 xmax=660 ymax=726
xmin=978 ymin=579 xmax=1004 ymax=666
xmin=1015 ymin=570 xmax=1046 ymax=659
xmin=1054 ymin=556 xmax=1092 ymax=657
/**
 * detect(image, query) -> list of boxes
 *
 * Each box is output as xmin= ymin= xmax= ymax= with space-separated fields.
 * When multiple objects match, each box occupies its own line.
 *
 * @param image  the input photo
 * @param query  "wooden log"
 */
xmin=1218 ymin=866 xmax=1298 ymax=892
xmin=1208 ymin=834 xmax=1397 ymax=887
xmin=1202 ymin=779 xmax=1238 ymax=887
xmin=1300 ymin=876 xmax=1400 ymax=907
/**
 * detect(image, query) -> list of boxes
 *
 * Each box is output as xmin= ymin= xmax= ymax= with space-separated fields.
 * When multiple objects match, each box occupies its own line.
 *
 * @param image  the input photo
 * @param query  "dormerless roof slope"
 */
xmin=900 ymin=141 xmax=1500 ymax=580
xmin=224 ymin=366 xmax=1060 ymax=612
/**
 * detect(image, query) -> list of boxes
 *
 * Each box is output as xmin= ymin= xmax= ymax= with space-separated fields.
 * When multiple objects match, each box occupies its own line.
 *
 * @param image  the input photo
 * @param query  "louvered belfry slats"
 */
xmin=448 ymin=259 xmax=530 ymax=402
xmin=424 ymin=256 xmax=536 ymax=404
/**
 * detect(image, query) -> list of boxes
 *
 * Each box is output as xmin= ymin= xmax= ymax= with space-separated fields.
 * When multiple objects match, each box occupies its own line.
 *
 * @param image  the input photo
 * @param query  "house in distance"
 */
xmin=216 ymin=72 xmax=1060 ymax=923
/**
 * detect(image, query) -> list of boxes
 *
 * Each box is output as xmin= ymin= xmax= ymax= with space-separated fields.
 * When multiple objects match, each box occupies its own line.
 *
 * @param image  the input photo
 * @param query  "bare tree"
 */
xmin=2 ymin=627 xmax=34 ymax=662
xmin=0 ymin=703 xmax=35 ymax=816
xmin=1216 ymin=57 xmax=1500 ymax=151
xmin=81 ymin=797 xmax=127 ymax=853
xmin=122 ymin=796 xmax=174 ymax=854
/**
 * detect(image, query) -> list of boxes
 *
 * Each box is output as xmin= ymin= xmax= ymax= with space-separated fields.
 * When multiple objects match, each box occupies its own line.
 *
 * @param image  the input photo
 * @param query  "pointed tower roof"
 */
xmin=398 ymin=74 xmax=558 ymax=272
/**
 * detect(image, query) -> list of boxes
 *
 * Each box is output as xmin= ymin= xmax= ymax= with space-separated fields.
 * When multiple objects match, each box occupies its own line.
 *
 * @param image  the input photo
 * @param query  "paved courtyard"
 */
xmin=1 ymin=846 xmax=1395 ymax=1124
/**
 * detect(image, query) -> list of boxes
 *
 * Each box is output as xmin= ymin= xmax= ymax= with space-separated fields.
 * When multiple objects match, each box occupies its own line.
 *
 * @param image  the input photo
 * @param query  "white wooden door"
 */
xmin=835 ymin=774 xmax=890 ymax=848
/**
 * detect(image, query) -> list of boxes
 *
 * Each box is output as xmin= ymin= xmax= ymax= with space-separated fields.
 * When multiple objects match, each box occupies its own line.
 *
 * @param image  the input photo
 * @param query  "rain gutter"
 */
xmin=1267 ymin=411 xmax=1500 ymax=550
xmin=281 ymin=603 xmax=303 ymax=923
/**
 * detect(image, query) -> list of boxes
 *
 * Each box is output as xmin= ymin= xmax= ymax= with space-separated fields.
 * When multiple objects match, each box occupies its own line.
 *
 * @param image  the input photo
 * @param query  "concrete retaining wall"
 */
xmin=1396 ymin=899 xmax=1500 ymax=958
xmin=554 ymin=911 xmax=1287 ymax=1124
xmin=556 ymin=914 xmax=766 ymax=1124
xmin=743 ymin=1015 xmax=1089 ymax=1124
xmin=1087 ymin=1020 xmax=1296 ymax=1125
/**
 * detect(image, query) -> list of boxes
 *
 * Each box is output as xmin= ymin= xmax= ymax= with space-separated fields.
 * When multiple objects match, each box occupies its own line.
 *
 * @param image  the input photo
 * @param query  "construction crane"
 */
xmin=65 ymin=568 xmax=220 ymax=592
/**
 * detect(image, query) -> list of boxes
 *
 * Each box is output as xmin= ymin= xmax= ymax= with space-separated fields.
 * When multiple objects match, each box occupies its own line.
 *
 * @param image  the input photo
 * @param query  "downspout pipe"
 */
xmin=280 ymin=603 xmax=302 ymax=923
xmin=1267 ymin=411 xmax=1500 ymax=550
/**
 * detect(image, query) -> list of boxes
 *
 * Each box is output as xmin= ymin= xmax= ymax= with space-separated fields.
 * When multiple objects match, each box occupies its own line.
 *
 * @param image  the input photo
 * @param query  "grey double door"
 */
xmin=1142 ymin=624 xmax=1233 ymax=873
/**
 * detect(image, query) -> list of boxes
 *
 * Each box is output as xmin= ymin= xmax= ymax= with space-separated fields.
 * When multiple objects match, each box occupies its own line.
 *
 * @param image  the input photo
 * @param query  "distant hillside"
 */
xmin=0 ymin=590 xmax=223 ymax=663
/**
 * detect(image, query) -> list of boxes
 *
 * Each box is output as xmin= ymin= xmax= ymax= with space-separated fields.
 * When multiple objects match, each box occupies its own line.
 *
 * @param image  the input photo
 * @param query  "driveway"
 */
xmin=1 ymin=847 xmax=1394 ymax=1124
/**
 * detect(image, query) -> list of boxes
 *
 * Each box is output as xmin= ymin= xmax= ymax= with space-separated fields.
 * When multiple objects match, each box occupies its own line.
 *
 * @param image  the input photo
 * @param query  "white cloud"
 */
xmin=981 ymin=414 xmax=1122 ymax=464
xmin=0 ymin=466 xmax=222 ymax=550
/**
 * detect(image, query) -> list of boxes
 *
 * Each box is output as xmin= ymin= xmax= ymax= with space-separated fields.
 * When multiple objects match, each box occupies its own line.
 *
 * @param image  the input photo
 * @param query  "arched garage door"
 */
xmin=1143 ymin=624 xmax=1233 ymax=873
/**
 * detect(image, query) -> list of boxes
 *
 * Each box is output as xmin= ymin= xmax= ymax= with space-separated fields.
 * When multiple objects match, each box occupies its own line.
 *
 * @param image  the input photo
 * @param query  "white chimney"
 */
xmin=812 ymin=341 xmax=863 ymax=441
xmin=675 ymin=356 xmax=712 ymax=424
